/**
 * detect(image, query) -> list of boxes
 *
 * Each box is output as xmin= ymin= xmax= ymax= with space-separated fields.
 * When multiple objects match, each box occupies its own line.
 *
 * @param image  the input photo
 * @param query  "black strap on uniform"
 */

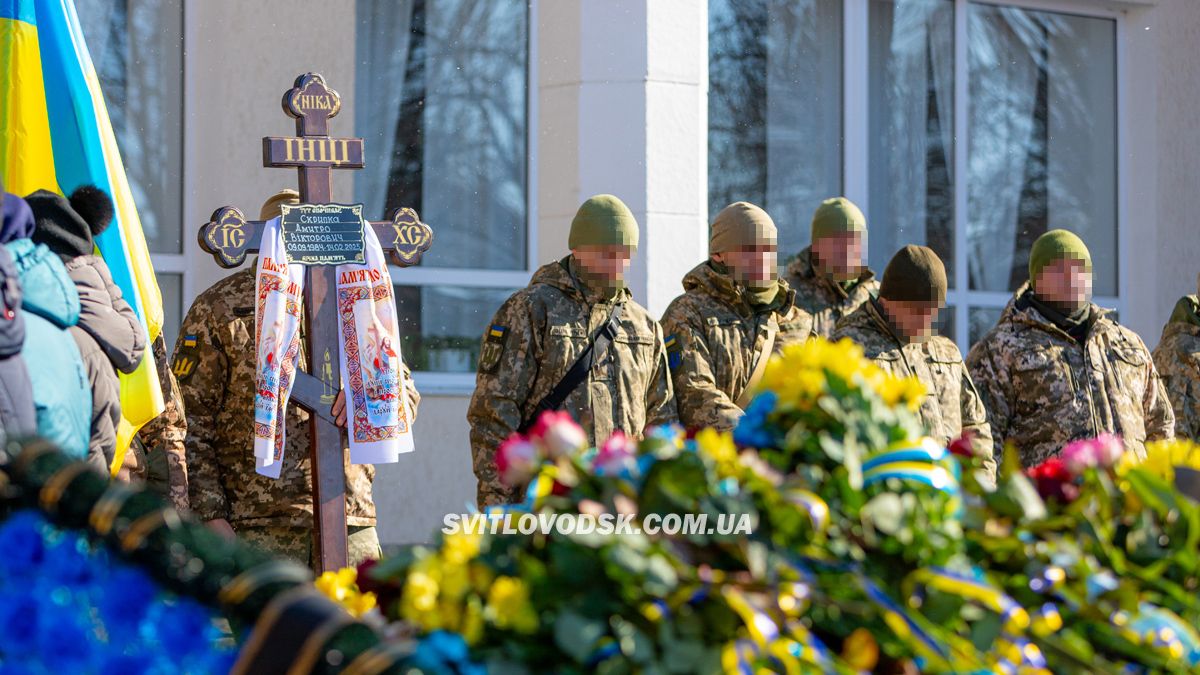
xmin=518 ymin=302 xmax=625 ymax=433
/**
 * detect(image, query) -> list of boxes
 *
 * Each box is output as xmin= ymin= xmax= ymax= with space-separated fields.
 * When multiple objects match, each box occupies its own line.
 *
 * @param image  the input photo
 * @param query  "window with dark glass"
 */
xmin=355 ymin=0 xmax=529 ymax=374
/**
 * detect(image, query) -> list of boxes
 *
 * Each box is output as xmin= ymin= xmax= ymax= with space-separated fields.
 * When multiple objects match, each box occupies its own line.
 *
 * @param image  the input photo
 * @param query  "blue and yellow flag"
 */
xmin=1 ymin=0 xmax=165 ymax=473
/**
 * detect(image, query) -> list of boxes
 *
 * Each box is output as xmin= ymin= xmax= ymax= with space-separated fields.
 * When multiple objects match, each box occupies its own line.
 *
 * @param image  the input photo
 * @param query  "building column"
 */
xmin=536 ymin=0 xmax=709 ymax=317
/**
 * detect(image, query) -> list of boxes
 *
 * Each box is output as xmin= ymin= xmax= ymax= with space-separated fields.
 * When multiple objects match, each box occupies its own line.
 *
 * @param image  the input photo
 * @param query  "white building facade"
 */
xmin=81 ymin=0 xmax=1200 ymax=545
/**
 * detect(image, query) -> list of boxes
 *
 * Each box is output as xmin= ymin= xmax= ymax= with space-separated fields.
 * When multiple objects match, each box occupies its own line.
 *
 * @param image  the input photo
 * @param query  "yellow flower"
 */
xmin=400 ymin=567 xmax=441 ymax=630
xmin=696 ymin=428 xmax=739 ymax=476
xmin=440 ymin=556 xmax=471 ymax=600
xmin=439 ymin=598 xmax=464 ymax=630
xmin=876 ymin=374 xmax=927 ymax=412
xmin=314 ymin=567 xmax=358 ymax=603
xmin=1117 ymin=439 xmax=1200 ymax=484
xmin=841 ymin=628 xmax=880 ymax=672
xmin=824 ymin=338 xmax=869 ymax=384
xmin=759 ymin=337 xmax=927 ymax=412
xmin=314 ymin=567 xmax=378 ymax=618
xmin=347 ymin=591 xmax=377 ymax=617
xmin=462 ymin=597 xmax=486 ymax=646
xmin=486 ymin=576 xmax=538 ymax=634
xmin=442 ymin=530 xmax=483 ymax=565
xmin=470 ymin=562 xmax=496 ymax=594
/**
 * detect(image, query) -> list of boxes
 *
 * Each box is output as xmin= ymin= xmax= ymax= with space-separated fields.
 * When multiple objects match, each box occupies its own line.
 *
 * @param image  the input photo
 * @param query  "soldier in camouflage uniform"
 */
xmin=118 ymin=333 xmax=189 ymax=512
xmin=660 ymin=202 xmax=812 ymax=431
xmin=468 ymin=194 xmax=677 ymax=508
xmin=783 ymin=197 xmax=878 ymax=338
xmin=178 ymin=190 xmax=420 ymax=568
xmin=832 ymin=245 xmax=994 ymax=477
xmin=1152 ymin=273 xmax=1200 ymax=440
xmin=967 ymin=230 xmax=1174 ymax=467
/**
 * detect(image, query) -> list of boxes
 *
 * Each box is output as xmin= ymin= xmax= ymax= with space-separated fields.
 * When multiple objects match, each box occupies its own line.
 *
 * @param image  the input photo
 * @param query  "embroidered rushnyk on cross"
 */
xmin=196 ymin=73 xmax=433 ymax=572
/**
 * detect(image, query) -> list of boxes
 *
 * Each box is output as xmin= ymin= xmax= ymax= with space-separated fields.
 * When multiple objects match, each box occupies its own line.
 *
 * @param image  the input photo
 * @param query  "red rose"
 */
xmin=1027 ymin=457 xmax=1079 ymax=503
xmin=948 ymin=431 xmax=976 ymax=459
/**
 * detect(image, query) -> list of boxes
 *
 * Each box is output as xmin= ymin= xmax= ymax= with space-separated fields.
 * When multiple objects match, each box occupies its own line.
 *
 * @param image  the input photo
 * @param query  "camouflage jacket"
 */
xmin=176 ymin=267 xmax=403 ymax=528
xmin=966 ymin=285 xmax=1175 ymax=467
xmin=468 ymin=257 xmax=678 ymax=508
xmin=782 ymin=246 xmax=878 ymax=339
xmin=1151 ymin=298 xmax=1200 ymax=441
xmin=660 ymin=262 xmax=812 ymax=431
xmin=128 ymin=333 xmax=189 ymax=511
xmin=832 ymin=300 xmax=995 ymax=477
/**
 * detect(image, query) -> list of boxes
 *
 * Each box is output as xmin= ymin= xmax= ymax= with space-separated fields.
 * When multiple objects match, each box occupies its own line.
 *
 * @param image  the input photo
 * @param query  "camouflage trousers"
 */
xmin=237 ymin=525 xmax=382 ymax=570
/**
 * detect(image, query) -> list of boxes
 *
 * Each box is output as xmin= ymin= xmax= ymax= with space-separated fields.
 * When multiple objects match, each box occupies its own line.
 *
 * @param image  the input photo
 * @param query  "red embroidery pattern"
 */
xmin=254 ymin=270 xmax=303 ymax=464
xmin=338 ymin=281 xmax=410 ymax=443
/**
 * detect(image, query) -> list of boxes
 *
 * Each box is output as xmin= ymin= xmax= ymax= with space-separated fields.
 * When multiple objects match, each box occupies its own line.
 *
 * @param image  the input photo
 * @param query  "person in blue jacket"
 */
xmin=0 ymin=190 xmax=36 ymax=452
xmin=0 ymin=190 xmax=91 ymax=461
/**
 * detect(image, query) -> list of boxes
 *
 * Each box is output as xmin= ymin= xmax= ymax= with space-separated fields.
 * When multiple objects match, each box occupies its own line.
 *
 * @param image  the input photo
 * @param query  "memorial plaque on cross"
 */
xmin=197 ymin=73 xmax=432 ymax=572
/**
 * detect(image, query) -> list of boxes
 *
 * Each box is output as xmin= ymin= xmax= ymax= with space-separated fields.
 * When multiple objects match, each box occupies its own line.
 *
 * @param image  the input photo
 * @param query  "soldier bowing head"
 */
xmin=877 ymin=245 xmax=947 ymax=344
xmin=710 ymin=201 xmax=779 ymax=295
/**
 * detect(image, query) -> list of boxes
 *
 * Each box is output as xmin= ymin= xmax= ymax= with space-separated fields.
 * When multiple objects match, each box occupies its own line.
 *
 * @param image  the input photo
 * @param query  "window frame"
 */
xmin=842 ymin=0 xmax=1125 ymax=353
xmin=78 ymin=0 xmax=190 ymax=350
xmin=387 ymin=0 xmax=539 ymax=395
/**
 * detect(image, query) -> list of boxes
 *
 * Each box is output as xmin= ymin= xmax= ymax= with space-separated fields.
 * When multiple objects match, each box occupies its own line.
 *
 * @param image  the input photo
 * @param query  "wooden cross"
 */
xmin=197 ymin=73 xmax=432 ymax=572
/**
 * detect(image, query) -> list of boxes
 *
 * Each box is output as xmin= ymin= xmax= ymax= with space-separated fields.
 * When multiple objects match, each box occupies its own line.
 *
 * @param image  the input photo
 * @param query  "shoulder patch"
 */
xmin=172 ymin=335 xmax=201 ymax=383
xmin=665 ymin=334 xmax=682 ymax=370
xmin=479 ymin=325 xmax=507 ymax=373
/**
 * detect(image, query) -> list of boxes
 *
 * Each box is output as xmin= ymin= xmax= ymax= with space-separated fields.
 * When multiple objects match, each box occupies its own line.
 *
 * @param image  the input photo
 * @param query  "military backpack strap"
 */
xmin=736 ymin=313 xmax=779 ymax=409
xmin=518 ymin=302 xmax=625 ymax=433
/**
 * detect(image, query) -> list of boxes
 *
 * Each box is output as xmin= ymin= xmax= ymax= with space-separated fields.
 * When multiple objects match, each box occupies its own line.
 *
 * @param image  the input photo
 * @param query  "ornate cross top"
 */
xmin=198 ymin=74 xmax=432 ymax=269
xmin=196 ymin=73 xmax=432 ymax=572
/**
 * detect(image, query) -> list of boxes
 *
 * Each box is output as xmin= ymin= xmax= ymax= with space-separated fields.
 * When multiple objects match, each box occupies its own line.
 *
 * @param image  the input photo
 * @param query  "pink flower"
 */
xmin=1092 ymin=433 xmax=1125 ymax=466
xmin=594 ymin=430 xmax=637 ymax=475
xmin=1061 ymin=439 xmax=1100 ymax=475
xmin=496 ymin=434 xmax=540 ymax=486
xmin=529 ymin=411 xmax=587 ymax=458
xmin=1061 ymin=434 xmax=1126 ymax=476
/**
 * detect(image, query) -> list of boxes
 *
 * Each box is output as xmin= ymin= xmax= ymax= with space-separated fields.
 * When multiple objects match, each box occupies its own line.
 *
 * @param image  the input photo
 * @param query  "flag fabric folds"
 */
xmin=1 ymin=0 xmax=166 ymax=472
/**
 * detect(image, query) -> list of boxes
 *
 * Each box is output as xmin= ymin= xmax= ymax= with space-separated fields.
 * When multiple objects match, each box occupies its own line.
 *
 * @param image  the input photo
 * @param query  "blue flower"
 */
xmin=0 ymin=593 xmax=39 ymax=655
xmin=410 ymin=630 xmax=486 ymax=673
xmin=152 ymin=597 xmax=215 ymax=660
xmin=98 ymin=564 xmax=156 ymax=635
xmin=0 ymin=511 xmax=232 ymax=672
xmin=733 ymin=391 xmax=778 ymax=448
xmin=0 ymin=511 xmax=47 ymax=578
xmin=0 ymin=662 xmax=39 ymax=675
xmin=37 ymin=607 xmax=93 ymax=673
xmin=42 ymin=534 xmax=94 ymax=589
xmin=97 ymin=651 xmax=155 ymax=675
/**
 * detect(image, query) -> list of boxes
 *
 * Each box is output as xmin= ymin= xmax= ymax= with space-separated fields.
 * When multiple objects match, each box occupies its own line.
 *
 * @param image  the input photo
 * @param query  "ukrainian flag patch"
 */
xmin=480 ymin=325 xmax=508 ymax=373
xmin=173 ymin=335 xmax=201 ymax=383
xmin=665 ymin=334 xmax=682 ymax=370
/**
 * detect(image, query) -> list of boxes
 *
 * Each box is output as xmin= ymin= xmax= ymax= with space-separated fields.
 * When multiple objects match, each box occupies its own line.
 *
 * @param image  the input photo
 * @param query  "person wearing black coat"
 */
xmin=27 ymin=186 xmax=146 ymax=469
